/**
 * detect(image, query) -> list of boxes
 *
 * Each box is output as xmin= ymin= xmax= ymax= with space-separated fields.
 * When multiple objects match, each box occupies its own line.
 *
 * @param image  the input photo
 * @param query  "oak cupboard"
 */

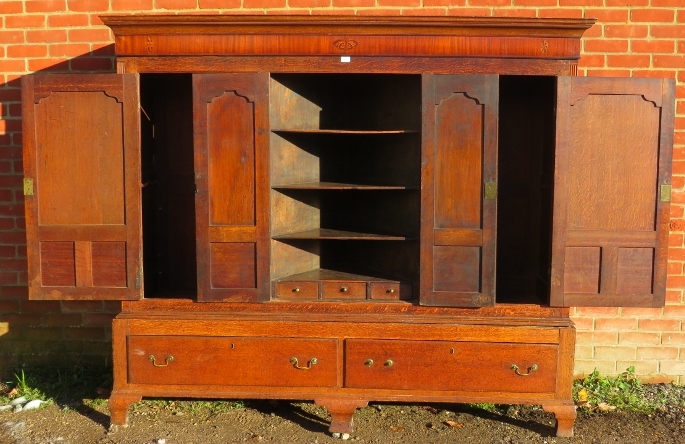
xmin=21 ymin=15 xmax=675 ymax=437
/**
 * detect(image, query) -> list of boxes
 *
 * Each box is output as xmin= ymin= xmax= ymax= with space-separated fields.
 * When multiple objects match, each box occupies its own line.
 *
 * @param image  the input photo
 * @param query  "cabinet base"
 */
xmin=110 ymin=305 xmax=576 ymax=437
xmin=108 ymin=393 xmax=141 ymax=427
xmin=542 ymin=403 xmax=577 ymax=437
xmin=108 ymin=392 xmax=577 ymax=437
xmin=315 ymin=398 xmax=369 ymax=434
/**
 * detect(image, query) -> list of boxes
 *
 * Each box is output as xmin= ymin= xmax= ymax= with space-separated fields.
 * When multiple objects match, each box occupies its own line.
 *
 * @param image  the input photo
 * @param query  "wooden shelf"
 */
xmin=277 ymin=268 xmax=397 ymax=283
xmin=272 ymin=182 xmax=416 ymax=190
xmin=272 ymin=129 xmax=418 ymax=135
xmin=273 ymin=228 xmax=409 ymax=241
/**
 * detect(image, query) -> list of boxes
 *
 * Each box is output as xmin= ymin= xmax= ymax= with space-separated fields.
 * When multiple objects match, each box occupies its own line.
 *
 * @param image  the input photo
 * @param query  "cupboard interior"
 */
xmin=139 ymin=73 xmax=556 ymax=305
xmin=140 ymin=74 xmax=196 ymax=298
xmin=269 ymin=74 xmax=422 ymax=300
xmin=496 ymin=75 xmax=556 ymax=305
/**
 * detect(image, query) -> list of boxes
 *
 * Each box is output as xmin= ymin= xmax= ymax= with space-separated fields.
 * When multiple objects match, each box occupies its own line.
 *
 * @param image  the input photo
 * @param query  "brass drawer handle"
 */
xmin=340 ymin=286 xmax=348 ymax=293
xmin=511 ymin=364 xmax=538 ymax=376
xmin=290 ymin=357 xmax=318 ymax=370
xmin=293 ymin=287 xmax=300 ymax=293
xmin=364 ymin=359 xmax=393 ymax=367
xmin=149 ymin=355 xmax=174 ymax=367
xmin=386 ymin=288 xmax=395 ymax=294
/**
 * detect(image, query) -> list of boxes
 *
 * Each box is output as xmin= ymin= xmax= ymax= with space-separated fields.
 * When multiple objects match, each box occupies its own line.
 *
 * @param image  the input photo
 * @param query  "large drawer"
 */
xmin=344 ymin=339 xmax=558 ymax=393
xmin=128 ymin=336 xmax=338 ymax=387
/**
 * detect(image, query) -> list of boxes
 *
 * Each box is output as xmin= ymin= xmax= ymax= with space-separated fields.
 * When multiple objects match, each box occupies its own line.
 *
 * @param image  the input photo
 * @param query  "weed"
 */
xmin=466 ymin=402 xmax=497 ymax=412
xmin=13 ymin=370 xmax=49 ymax=402
xmin=83 ymin=398 xmax=109 ymax=409
xmin=573 ymin=366 xmax=651 ymax=413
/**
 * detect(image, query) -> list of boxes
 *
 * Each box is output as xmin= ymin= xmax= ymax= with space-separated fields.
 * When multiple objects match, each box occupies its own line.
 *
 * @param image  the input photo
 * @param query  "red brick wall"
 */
xmin=1 ymin=1 xmax=683 ymax=381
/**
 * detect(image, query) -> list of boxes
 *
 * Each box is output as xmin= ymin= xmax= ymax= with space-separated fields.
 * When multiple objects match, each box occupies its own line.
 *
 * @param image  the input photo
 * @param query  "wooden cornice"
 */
xmin=102 ymin=15 xmax=596 ymax=37
xmin=102 ymin=15 xmax=596 ymax=60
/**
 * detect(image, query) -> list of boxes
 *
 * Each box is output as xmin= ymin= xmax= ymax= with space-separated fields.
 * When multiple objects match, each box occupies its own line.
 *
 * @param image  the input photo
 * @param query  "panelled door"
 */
xmin=420 ymin=74 xmax=499 ymax=307
xmin=193 ymin=73 xmax=271 ymax=302
xmin=22 ymin=74 xmax=143 ymax=300
xmin=551 ymin=76 xmax=675 ymax=307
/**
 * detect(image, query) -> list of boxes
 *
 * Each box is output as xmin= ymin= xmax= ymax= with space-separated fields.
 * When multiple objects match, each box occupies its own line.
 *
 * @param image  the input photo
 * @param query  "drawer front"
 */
xmin=321 ymin=282 xmax=366 ymax=300
xmin=344 ymin=339 xmax=557 ymax=393
xmin=275 ymin=281 xmax=319 ymax=300
xmin=369 ymin=282 xmax=412 ymax=300
xmin=129 ymin=336 xmax=338 ymax=387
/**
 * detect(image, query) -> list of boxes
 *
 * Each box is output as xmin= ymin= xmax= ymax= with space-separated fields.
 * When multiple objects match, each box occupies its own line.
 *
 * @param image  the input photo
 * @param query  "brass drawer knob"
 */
xmin=364 ymin=359 xmax=374 ymax=367
xmin=292 ymin=287 xmax=300 ymax=293
xmin=384 ymin=359 xmax=394 ymax=367
xmin=511 ymin=363 xmax=538 ymax=376
xmin=148 ymin=355 xmax=174 ymax=367
xmin=340 ymin=287 xmax=348 ymax=293
xmin=386 ymin=288 xmax=395 ymax=294
xmin=290 ymin=357 xmax=318 ymax=370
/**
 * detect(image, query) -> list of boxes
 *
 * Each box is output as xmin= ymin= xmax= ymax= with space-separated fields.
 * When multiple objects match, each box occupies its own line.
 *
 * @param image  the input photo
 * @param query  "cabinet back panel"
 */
xmin=271 ymin=239 xmax=321 ymax=281
xmin=270 ymin=76 xmax=323 ymax=130
xmin=270 ymin=74 xmax=421 ymax=131
xmin=319 ymin=135 xmax=420 ymax=188
xmin=270 ymin=189 xmax=320 ymax=237
xmin=270 ymin=133 xmax=320 ymax=186
xmin=496 ymin=76 xmax=555 ymax=304
xmin=321 ymin=240 xmax=419 ymax=285
xmin=140 ymin=74 xmax=197 ymax=297
xmin=271 ymin=133 xmax=420 ymax=188
xmin=320 ymin=190 xmax=419 ymax=238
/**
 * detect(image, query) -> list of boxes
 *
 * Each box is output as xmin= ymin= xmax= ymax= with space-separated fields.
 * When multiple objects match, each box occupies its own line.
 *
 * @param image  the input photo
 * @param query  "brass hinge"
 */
xmin=135 ymin=266 xmax=142 ymax=289
xmin=484 ymin=181 xmax=497 ymax=200
xmin=660 ymin=184 xmax=671 ymax=202
xmin=23 ymin=178 xmax=34 ymax=196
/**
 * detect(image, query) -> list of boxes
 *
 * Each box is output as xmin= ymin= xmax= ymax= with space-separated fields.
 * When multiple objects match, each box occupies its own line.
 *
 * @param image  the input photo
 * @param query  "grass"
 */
xmin=1 ymin=366 xmax=112 ymax=408
xmin=130 ymin=399 xmax=245 ymax=417
xmin=1 ymin=366 xmax=245 ymax=415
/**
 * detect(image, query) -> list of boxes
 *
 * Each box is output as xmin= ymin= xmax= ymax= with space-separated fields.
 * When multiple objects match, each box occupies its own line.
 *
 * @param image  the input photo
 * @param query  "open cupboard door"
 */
xmin=22 ymin=74 xmax=143 ymax=300
xmin=193 ymin=73 xmax=271 ymax=302
xmin=420 ymin=74 xmax=499 ymax=307
xmin=550 ymin=76 xmax=675 ymax=308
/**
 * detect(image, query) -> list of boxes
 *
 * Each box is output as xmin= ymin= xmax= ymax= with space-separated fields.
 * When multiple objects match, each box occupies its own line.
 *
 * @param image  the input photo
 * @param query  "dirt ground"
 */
xmin=1 ymin=397 xmax=685 ymax=444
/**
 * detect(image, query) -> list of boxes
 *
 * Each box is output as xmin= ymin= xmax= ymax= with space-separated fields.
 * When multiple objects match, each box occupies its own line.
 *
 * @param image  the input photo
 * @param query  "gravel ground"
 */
xmin=1 ymin=384 xmax=684 ymax=444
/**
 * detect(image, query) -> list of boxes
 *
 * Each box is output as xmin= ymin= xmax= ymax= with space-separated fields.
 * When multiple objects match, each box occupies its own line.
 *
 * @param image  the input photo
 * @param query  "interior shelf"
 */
xmin=277 ymin=268 xmax=398 ymax=283
xmin=273 ymin=228 xmax=410 ymax=241
xmin=272 ymin=182 xmax=416 ymax=190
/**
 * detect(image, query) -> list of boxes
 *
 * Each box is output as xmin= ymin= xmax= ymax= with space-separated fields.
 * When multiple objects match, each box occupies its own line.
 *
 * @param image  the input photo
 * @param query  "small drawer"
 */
xmin=128 ymin=336 xmax=338 ymax=387
xmin=344 ymin=339 xmax=557 ymax=393
xmin=321 ymin=282 xmax=366 ymax=300
xmin=275 ymin=281 xmax=319 ymax=300
xmin=369 ymin=282 xmax=412 ymax=300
